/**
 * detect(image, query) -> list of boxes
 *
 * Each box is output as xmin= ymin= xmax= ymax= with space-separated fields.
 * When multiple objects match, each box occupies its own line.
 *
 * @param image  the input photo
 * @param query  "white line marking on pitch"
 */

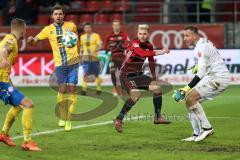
xmin=12 ymin=115 xmax=239 ymax=140
xmin=12 ymin=116 xmax=145 ymax=140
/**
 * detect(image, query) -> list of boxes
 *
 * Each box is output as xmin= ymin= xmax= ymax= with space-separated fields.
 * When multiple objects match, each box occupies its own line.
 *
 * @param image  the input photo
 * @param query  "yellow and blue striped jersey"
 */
xmin=80 ymin=33 xmax=102 ymax=61
xmin=36 ymin=21 xmax=79 ymax=66
xmin=0 ymin=34 xmax=18 ymax=82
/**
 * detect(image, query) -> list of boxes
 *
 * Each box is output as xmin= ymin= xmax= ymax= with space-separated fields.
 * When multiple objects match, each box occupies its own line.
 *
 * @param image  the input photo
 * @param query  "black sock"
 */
xmin=116 ymin=98 xmax=135 ymax=120
xmin=153 ymin=93 xmax=162 ymax=118
xmin=111 ymin=71 xmax=117 ymax=86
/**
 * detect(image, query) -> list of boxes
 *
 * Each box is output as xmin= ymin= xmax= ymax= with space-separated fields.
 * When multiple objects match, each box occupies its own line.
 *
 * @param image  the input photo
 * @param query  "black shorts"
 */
xmin=110 ymin=54 xmax=125 ymax=71
xmin=120 ymin=72 xmax=153 ymax=93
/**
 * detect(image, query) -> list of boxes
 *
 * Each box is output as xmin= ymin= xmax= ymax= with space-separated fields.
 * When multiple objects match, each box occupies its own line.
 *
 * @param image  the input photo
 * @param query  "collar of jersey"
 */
xmin=196 ymin=37 xmax=204 ymax=46
xmin=54 ymin=21 xmax=64 ymax=27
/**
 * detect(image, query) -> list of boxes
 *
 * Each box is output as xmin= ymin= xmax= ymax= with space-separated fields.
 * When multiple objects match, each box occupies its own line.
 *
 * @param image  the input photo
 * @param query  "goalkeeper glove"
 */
xmin=189 ymin=64 xmax=198 ymax=74
xmin=172 ymin=85 xmax=191 ymax=102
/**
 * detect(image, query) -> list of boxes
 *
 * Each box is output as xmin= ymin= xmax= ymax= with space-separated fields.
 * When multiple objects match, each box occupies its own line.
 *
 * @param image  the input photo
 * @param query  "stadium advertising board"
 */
xmin=11 ymin=49 xmax=240 ymax=86
xmin=0 ymin=24 xmax=224 ymax=51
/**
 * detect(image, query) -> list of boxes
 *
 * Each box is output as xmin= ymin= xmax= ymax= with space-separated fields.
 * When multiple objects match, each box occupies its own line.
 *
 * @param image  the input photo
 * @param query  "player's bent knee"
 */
xmin=149 ymin=84 xmax=161 ymax=93
xmin=186 ymin=95 xmax=194 ymax=103
xmin=58 ymin=84 xmax=67 ymax=94
xmin=21 ymin=97 xmax=34 ymax=108
xmin=149 ymin=81 xmax=162 ymax=93
xmin=129 ymin=90 xmax=141 ymax=102
xmin=186 ymin=95 xmax=198 ymax=108
xmin=68 ymin=85 xmax=77 ymax=94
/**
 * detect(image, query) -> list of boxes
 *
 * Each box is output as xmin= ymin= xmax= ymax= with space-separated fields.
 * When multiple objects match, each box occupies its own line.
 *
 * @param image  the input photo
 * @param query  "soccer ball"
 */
xmin=62 ymin=31 xmax=78 ymax=48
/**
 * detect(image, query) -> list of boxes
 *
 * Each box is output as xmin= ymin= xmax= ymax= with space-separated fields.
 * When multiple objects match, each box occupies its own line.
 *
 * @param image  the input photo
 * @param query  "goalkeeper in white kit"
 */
xmin=173 ymin=26 xmax=230 ymax=142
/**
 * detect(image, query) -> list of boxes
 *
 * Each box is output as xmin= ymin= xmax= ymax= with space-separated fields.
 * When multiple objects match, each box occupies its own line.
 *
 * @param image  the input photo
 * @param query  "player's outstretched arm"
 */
xmin=155 ymin=48 xmax=170 ymax=55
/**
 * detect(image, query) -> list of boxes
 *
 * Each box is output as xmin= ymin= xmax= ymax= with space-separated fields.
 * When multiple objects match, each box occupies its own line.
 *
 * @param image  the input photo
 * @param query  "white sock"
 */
xmin=188 ymin=111 xmax=201 ymax=135
xmin=192 ymin=102 xmax=212 ymax=129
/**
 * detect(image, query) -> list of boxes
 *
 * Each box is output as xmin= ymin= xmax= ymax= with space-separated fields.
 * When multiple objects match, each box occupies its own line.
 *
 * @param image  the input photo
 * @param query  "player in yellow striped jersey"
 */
xmin=27 ymin=4 xmax=79 ymax=131
xmin=0 ymin=18 xmax=41 ymax=151
xmin=80 ymin=23 xmax=102 ymax=95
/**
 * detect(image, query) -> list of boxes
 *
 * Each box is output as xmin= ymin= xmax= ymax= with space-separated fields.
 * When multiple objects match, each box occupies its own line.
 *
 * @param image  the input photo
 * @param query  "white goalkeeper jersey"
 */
xmin=194 ymin=38 xmax=229 ymax=79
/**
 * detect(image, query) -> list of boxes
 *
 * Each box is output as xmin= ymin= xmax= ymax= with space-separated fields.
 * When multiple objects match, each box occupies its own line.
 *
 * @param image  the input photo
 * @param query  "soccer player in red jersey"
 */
xmin=104 ymin=20 xmax=130 ymax=96
xmin=113 ymin=24 xmax=171 ymax=133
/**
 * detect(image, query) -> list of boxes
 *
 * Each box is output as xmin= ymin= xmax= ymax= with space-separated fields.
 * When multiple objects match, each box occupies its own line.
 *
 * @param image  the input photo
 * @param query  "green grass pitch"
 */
xmin=0 ymin=86 xmax=240 ymax=160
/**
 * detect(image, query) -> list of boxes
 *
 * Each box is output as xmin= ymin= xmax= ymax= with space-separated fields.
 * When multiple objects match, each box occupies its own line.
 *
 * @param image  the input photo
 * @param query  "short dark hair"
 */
xmin=51 ymin=4 xmax=65 ymax=15
xmin=184 ymin=25 xmax=198 ymax=34
xmin=83 ymin=22 xmax=92 ymax=28
xmin=11 ymin=18 xmax=26 ymax=30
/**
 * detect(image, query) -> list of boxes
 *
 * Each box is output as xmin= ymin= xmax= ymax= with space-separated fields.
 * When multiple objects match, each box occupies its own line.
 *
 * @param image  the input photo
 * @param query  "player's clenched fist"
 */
xmin=27 ymin=36 xmax=35 ymax=46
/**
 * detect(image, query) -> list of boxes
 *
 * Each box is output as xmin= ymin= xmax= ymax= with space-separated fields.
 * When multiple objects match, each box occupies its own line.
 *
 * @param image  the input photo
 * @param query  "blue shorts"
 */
xmin=55 ymin=63 xmax=79 ymax=85
xmin=82 ymin=61 xmax=100 ymax=76
xmin=0 ymin=82 xmax=25 ymax=106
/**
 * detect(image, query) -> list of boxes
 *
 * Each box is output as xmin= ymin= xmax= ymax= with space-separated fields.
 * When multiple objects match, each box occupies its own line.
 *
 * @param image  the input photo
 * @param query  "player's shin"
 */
xmin=68 ymin=94 xmax=77 ymax=114
xmin=116 ymin=98 xmax=136 ymax=120
xmin=191 ymin=102 xmax=212 ymax=129
xmin=82 ymin=76 xmax=88 ymax=91
xmin=111 ymin=71 xmax=117 ymax=86
xmin=66 ymin=94 xmax=77 ymax=121
xmin=1 ymin=107 xmax=22 ymax=135
xmin=188 ymin=111 xmax=201 ymax=135
xmin=153 ymin=93 xmax=162 ymax=118
xmin=96 ymin=76 xmax=102 ymax=91
xmin=57 ymin=92 xmax=68 ymax=121
xmin=22 ymin=107 xmax=33 ymax=142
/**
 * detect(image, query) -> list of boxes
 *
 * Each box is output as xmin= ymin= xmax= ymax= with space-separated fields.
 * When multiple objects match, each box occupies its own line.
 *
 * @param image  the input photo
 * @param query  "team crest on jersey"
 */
xmin=133 ymin=43 xmax=139 ymax=48
xmin=50 ymin=31 xmax=54 ymax=34
xmin=8 ymin=87 xmax=14 ymax=92
xmin=118 ymin=36 xmax=122 ymax=40
xmin=198 ymin=51 xmax=201 ymax=57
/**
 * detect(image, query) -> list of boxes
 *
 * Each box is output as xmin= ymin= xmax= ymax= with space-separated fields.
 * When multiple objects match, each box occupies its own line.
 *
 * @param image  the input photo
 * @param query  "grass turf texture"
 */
xmin=0 ymin=86 xmax=239 ymax=160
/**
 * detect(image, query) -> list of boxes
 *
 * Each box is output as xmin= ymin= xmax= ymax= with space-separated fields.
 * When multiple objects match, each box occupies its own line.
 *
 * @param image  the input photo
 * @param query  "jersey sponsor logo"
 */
xmin=57 ymin=35 xmax=63 ymax=46
xmin=133 ymin=43 xmax=139 ymax=48
xmin=8 ymin=86 xmax=14 ymax=92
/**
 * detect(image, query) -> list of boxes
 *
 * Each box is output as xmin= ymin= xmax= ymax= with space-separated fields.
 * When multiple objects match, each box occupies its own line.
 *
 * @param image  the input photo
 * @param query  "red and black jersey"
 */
xmin=120 ymin=39 xmax=156 ymax=79
xmin=104 ymin=32 xmax=130 ymax=60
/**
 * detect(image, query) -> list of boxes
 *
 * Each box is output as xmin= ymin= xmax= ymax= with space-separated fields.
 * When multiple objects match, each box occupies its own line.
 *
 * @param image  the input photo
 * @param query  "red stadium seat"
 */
xmin=36 ymin=14 xmax=49 ymax=25
xmin=86 ymin=0 xmax=100 ymax=12
xmin=133 ymin=15 xmax=161 ymax=23
xmin=79 ymin=14 xmax=94 ymax=24
xmin=95 ymin=14 xmax=109 ymax=24
xmin=115 ymin=0 xmax=129 ymax=12
xmin=110 ymin=13 xmax=124 ymax=22
xmin=102 ymin=0 xmax=114 ymax=11
xmin=65 ymin=14 xmax=79 ymax=24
